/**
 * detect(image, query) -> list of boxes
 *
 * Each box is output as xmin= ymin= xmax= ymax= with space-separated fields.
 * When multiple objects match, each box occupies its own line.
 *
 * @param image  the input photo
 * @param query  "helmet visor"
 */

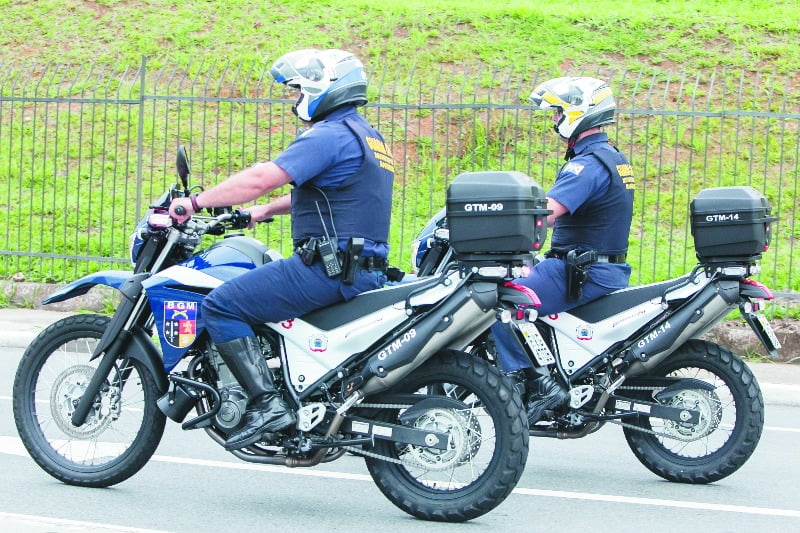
xmin=270 ymin=49 xmax=325 ymax=85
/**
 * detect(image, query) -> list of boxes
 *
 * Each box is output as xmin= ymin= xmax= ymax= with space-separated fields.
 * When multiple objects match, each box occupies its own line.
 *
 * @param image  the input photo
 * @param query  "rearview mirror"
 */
xmin=176 ymin=146 xmax=191 ymax=188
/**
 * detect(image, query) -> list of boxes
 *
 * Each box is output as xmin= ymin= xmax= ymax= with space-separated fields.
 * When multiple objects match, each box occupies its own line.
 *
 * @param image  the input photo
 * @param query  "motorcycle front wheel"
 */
xmin=622 ymin=339 xmax=764 ymax=484
xmin=13 ymin=314 xmax=166 ymax=487
xmin=363 ymin=350 xmax=529 ymax=522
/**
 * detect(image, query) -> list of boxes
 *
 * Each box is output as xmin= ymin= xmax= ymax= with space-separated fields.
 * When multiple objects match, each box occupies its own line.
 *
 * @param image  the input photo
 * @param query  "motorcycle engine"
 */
xmin=207 ymin=345 xmax=250 ymax=430
xmin=216 ymin=387 xmax=248 ymax=430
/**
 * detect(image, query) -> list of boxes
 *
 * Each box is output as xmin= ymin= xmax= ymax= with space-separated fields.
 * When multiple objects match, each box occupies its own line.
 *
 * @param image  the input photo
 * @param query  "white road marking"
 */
xmin=0 ymin=511 xmax=169 ymax=532
xmin=511 ymin=488 xmax=800 ymax=518
xmin=1 ymin=435 xmax=799 ymax=518
xmin=764 ymin=425 xmax=800 ymax=433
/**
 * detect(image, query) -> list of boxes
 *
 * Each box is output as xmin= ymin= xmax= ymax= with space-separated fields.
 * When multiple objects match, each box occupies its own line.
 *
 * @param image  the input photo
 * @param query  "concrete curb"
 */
xmin=760 ymin=384 xmax=800 ymax=407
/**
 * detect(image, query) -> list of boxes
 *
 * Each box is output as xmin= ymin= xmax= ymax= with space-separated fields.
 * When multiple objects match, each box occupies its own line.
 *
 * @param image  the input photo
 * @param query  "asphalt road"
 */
xmin=1 ymin=345 xmax=799 ymax=533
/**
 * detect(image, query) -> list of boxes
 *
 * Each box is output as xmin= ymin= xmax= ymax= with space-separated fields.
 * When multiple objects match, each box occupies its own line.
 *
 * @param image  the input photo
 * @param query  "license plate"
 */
xmin=755 ymin=313 xmax=782 ymax=350
xmin=517 ymin=322 xmax=556 ymax=365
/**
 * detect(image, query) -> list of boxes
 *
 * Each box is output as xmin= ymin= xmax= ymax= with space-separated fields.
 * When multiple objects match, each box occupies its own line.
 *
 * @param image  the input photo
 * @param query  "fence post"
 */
xmin=135 ymin=56 xmax=146 ymax=221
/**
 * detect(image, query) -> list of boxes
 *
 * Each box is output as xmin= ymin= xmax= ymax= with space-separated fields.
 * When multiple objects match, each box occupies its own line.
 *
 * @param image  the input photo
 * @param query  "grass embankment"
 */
xmin=1 ymin=1 xmax=798 ymax=308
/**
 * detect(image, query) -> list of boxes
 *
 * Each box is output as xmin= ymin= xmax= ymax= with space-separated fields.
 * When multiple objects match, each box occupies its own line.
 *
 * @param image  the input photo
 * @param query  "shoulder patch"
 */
xmin=563 ymin=162 xmax=585 ymax=175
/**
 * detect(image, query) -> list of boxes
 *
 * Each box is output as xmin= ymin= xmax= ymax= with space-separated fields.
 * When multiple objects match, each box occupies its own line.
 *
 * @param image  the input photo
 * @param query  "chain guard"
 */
xmin=345 ymin=401 xmax=481 ymax=471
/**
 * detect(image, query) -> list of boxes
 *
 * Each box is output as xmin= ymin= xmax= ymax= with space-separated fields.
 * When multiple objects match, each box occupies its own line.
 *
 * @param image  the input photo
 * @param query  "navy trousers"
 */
xmin=202 ymin=253 xmax=387 ymax=343
xmin=493 ymin=257 xmax=631 ymax=372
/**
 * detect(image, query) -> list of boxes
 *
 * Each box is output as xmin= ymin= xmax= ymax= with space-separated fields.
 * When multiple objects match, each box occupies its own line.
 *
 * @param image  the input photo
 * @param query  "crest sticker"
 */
xmin=163 ymin=301 xmax=197 ymax=348
xmin=309 ymin=334 xmax=328 ymax=353
xmin=576 ymin=324 xmax=594 ymax=341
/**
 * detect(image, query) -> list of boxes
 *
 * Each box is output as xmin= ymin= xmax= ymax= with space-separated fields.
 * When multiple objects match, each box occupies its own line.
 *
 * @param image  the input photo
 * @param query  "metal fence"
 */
xmin=1 ymin=58 xmax=798 ymax=302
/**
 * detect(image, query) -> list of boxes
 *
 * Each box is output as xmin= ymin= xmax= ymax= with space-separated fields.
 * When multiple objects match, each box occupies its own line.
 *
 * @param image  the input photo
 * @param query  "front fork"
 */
xmin=70 ymin=279 xmax=151 ymax=427
xmin=71 ymin=226 xmax=182 ymax=427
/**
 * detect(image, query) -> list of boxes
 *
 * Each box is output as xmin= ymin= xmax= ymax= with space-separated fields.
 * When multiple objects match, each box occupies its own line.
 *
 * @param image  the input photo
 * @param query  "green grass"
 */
xmin=2 ymin=0 xmax=799 ymax=74
xmin=0 ymin=0 xmax=799 ymax=296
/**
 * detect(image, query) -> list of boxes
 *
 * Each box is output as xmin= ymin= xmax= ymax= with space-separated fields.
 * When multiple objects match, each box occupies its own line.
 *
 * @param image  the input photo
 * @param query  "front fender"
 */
xmin=43 ymin=270 xmax=134 ymax=305
xmin=71 ymin=322 xmax=168 ymax=427
xmin=127 ymin=325 xmax=169 ymax=394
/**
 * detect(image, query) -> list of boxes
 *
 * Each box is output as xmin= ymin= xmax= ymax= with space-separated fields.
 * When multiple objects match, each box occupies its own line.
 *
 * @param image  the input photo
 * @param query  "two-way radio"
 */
xmin=315 ymin=200 xmax=343 ymax=278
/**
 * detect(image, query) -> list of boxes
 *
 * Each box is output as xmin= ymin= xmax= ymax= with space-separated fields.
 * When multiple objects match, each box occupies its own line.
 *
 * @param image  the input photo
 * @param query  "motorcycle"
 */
xmin=411 ymin=184 xmax=782 ymax=484
xmin=12 ymin=149 xmax=543 ymax=522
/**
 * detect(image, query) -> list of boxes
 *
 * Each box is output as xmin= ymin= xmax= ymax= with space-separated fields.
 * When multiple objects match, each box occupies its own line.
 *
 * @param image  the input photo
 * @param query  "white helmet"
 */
xmin=528 ymin=77 xmax=616 ymax=140
xmin=269 ymin=49 xmax=368 ymax=122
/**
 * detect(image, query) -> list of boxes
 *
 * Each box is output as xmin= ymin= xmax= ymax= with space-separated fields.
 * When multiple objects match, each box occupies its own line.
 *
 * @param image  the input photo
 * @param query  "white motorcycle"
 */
xmin=13 ymin=152 xmax=548 ymax=522
xmin=412 ymin=183 xmax=781 ymax=483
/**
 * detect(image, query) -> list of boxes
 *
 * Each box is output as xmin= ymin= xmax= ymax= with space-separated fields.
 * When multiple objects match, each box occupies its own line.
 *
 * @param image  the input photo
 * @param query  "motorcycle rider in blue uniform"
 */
xmin=493 ymin=77 xmax=635 ymax=425
xmin=169 ymin=49 xmax=395 ymax=450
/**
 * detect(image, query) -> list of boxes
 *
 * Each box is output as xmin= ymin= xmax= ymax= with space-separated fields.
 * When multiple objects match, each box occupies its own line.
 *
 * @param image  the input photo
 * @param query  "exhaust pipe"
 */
xmin=625 ymin=280 xmax=736 ymax=377
xmin=356 ymin=281 xmax=499 ymax=397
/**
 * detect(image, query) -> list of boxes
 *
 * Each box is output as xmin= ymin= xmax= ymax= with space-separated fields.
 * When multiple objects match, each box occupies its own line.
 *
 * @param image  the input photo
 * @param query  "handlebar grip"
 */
xmin=174 ymin=205 xmax=186 ymax=216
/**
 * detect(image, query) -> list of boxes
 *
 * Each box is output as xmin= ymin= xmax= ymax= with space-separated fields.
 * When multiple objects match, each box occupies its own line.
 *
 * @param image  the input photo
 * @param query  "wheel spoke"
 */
xmin=622 ymin=341 xmax=764 ymax=484
xmin=13 ymin=315 xmax=166 ymax=485
xmin=361 ymin=352 xmax=528 ymax=521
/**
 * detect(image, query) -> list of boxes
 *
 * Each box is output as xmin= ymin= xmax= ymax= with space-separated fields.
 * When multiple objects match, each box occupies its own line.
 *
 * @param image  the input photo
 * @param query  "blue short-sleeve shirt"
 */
xmin=272 ymin=106 xmax=365 ymax=189
xmin=271 ymin=106 xmax=389 ymax=257
xmin=546 ymin=133 xmax=613 ymax=215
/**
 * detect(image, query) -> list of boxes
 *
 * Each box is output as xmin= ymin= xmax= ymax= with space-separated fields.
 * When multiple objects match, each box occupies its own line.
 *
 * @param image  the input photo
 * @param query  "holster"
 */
xmin=565 ymin=250 xmax=597 ymax=301
xmin=386 ymin=266 xmax=405 ymax=282
xmin=296 ymin=238 xmax=321 ymax=266
xmin=341 ymin=237 xmax=365 ymax=285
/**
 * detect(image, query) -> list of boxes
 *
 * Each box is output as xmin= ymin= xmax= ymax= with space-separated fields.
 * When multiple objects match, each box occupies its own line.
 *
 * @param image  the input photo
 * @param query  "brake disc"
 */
xmin=49 ymin=365 xmax=117 ymax=439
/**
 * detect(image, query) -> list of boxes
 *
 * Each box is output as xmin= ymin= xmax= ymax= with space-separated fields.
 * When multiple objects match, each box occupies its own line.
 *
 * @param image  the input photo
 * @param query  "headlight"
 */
xmin=129 ymin=212 xmax=171 ymax=265
xmin=410 ymin=239 xmax=422 ymax=274
xmin=129 ymin=229 xmax=144 ymax=265
xmin=147 ymin=213 xmax=173 ymax=229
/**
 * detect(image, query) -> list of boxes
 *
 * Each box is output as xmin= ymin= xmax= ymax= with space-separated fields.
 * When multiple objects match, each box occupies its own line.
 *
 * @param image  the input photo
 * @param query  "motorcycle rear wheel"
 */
xmin=364 ymin=350 xmax=529 ymax=522
xmin=13 ymin=314 xmax=166 ymax=487
xmin=622 ymin=339 xmax=764 ymax=484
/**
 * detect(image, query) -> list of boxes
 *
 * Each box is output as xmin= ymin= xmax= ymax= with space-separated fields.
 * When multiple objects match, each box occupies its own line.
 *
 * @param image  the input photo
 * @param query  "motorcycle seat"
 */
xmin=567 ymin=275 xmax=691 ymax=323
xmin=299 ymin=277 xmax=440 ymax=331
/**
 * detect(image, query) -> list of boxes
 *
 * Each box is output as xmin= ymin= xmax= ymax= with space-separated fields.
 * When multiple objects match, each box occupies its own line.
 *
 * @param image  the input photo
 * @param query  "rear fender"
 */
xmin=739 ymin=279 xmax=774 ymax=300
xmin=43 ymin=270 xmax=134 ymax=305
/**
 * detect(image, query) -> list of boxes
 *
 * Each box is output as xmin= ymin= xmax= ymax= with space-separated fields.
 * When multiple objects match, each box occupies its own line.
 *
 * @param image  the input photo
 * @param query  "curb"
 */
xmin=760 ymin=384 xmax=800 ymax=408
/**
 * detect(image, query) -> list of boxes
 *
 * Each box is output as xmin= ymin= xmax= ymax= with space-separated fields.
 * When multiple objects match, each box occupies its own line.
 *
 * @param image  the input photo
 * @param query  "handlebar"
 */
xmin=201 ymin=209 xmax=251 ymax=233
xmin=171 ymin=200 xmax=272 ymax=232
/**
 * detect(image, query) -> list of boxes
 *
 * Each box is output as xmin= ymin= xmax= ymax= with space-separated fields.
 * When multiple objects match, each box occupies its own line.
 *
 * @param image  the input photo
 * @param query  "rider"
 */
xmin=169 ymin=49 xmax=395 ymax=450
xmin=494 ymin=77 xmax=635 ymax=424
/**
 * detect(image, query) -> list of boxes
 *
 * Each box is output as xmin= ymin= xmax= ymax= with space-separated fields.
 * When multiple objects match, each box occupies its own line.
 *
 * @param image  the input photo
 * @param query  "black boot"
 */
xmin=502 ymin=369 xmax=529 ymax=400
xmin=526 ymin=374 xmax=570 ymax=426
xmin=215 ymin=337 xmax=296 ymax=451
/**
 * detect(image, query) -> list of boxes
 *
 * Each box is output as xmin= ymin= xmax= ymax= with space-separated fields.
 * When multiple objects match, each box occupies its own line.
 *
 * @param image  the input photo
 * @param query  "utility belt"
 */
xmin=546 ymin=250 xmax=627 ymax=264
xmin=295 ymin=236 xmax=392 ymax=284
xmin=546 ymin=249 xmax=627 ymax=301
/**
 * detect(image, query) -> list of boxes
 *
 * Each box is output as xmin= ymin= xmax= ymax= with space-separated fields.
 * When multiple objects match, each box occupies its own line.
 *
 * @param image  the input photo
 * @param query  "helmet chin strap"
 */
xmin=559 ymin=134 xmax=578 ymax=161
xmin=564 ymin=137 xmax=577 ymax=161
xmin=291 ymin=92 xmax=305 ymax=120
xmin=563 ymin=127 xmax=602 ymax=160
xmin=553 ymin=113 xmax=576 ymax=160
